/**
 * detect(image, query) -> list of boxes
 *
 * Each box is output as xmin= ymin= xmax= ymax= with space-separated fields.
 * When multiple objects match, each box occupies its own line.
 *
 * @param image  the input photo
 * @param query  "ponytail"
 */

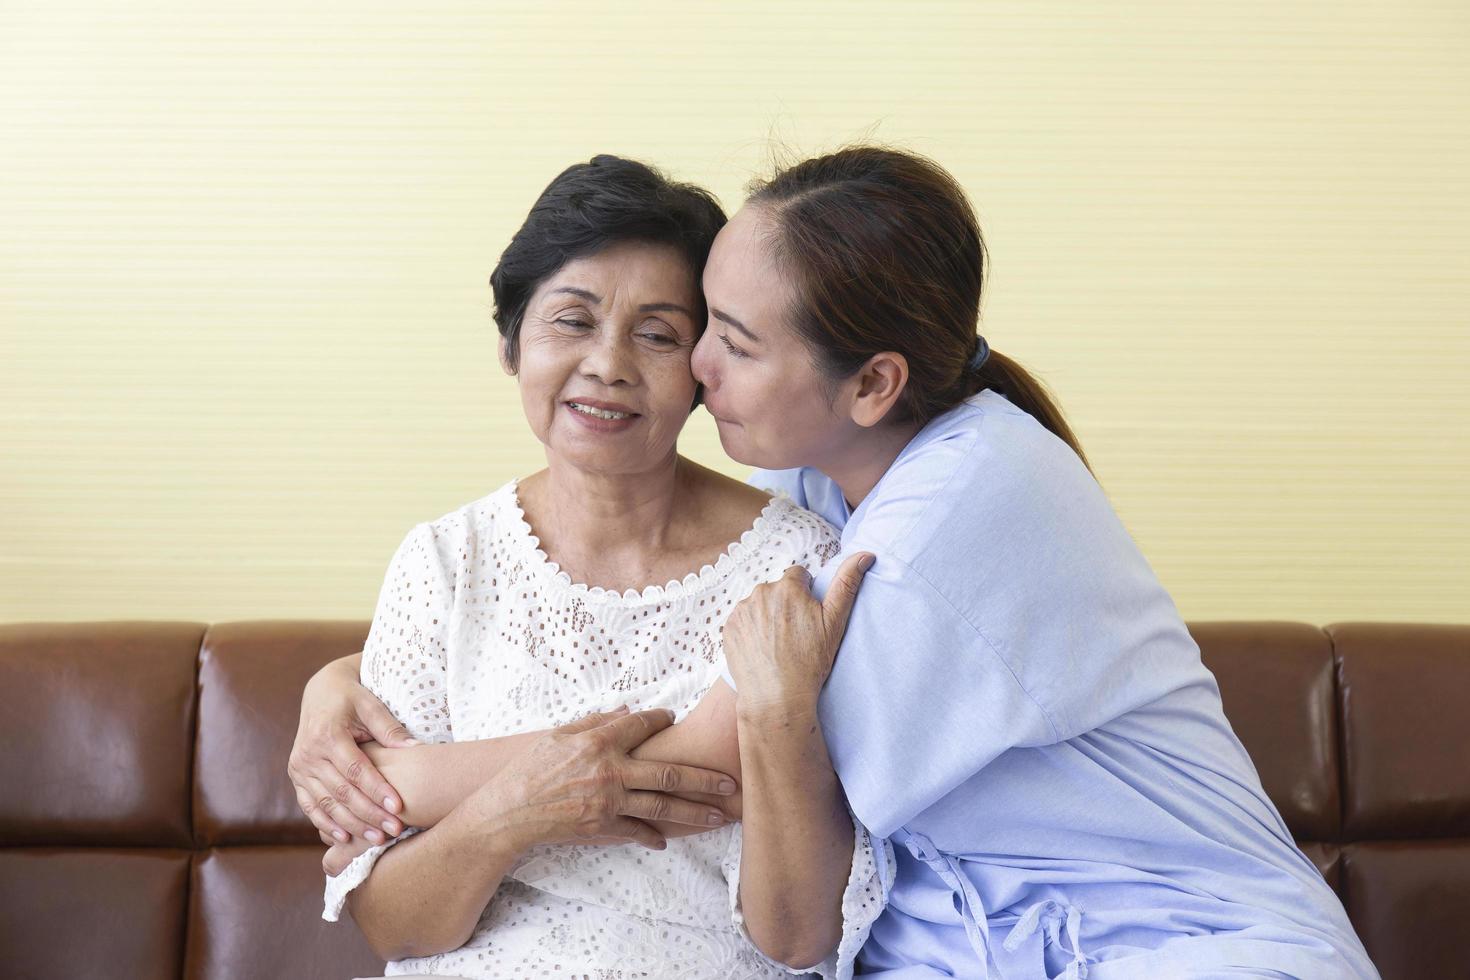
xmin=972 ymin=350 xmax=1091 ymax=473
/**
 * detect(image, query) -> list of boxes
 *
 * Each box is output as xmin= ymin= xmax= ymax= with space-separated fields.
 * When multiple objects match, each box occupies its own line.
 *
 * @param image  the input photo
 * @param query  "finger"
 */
xmin=606 ymin=816 xmax=667 ymax=851
xmin=820 ymin=551 xmax=875 ymax=647
xmin=296 ymin=783 xmax=350 ymax=843
xmin=328 ymin=736 xmax=405 ymax=829
xmin=625 ymin=759 xmax=738 ymax=797
xmin=781 ymin=564 xmax=814 ymax=589
xmin=604 ymin=708 xmax=676 ymax=751
xmin=621 ymin=790 xmax=727 ymax=828
xmin=322 ymin=845 xmax=354 ymax=878
xmin=325 ymin=741 xmax=403 ymax=836
xmin=305 ymin=774 xmax=385 ymax=845
xmin=556 ymin=704 xmax=631 ymax=736
xmin=355 ymin=694 xmax=419 ymax=749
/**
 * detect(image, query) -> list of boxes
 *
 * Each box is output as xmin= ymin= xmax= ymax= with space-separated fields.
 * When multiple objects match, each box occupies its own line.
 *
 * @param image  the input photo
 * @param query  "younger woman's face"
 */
xmin=691 ymin=205 xmax=852 ymax=472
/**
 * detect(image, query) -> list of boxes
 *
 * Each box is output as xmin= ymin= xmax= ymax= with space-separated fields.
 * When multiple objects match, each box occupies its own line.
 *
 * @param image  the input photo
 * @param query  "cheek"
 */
xmin=513 ymin=349 xmax=569 ymax=424
xmin=651 ymin=356 xmax=698 ymax=416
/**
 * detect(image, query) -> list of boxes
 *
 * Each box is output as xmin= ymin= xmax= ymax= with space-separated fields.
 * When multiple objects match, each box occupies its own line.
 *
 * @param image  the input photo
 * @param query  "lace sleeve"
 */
xmin=721 ymin=813 xmax=894 ymax=980
xmin=358 ymin=521 xmax=457 ymax=745
xmin=322 ymin=520 xmax=456 ymax=921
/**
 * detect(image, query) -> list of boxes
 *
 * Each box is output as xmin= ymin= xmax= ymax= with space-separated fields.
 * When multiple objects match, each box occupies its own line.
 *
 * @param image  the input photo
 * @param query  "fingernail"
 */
xmin=383 ymin=796 xmax=400 ymax=813
xmin=718 ymin=780 xmax=737 ymax=794
xmin=404 ymin=737 xmax=420 ymax=746
xmin=366 ymin=829 xmax=384 ymax=844
xmin=859 ymin=554 xmax=875 ymax=572
xmin=381 ymin=820 xmax=398 ymax=835
xmin=707 ymin=812 xmax=724 ymax=826
xmin=614 ymin=704 xmax=630 ymax=714
xmin=332 ymin=829 xmax=348 ymax=843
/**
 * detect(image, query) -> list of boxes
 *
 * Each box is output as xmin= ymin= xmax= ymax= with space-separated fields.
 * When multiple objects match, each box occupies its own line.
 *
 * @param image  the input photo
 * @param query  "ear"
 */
xmin=848 ymin=351 xmax=909 ymax=427
xmin=497 ymin=334 xmax=516 ymax=377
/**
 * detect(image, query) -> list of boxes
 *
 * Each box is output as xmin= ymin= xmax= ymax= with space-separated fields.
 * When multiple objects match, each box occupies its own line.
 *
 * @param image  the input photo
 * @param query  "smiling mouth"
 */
xmin=567 ymin=401 xmax=638 ymax=421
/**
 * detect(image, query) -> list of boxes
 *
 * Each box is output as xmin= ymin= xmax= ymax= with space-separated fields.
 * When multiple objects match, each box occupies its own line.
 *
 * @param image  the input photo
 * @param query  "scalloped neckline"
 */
xmin=501 ymin=479 xmax=789 ymax=605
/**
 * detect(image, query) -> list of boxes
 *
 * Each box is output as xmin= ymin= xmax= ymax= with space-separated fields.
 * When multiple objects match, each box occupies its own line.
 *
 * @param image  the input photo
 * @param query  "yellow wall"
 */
xmin=3 ymin=1 xmax=1467 ymax=624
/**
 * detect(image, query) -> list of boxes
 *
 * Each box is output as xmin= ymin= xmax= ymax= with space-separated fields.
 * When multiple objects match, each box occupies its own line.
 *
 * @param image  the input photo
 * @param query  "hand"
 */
xmin=468 ymin=706 xmax=740 ymax=853
xmin=722 ymin=552 xmax=874 ymax=712
xmin=288 ymin=654 xmax=418 ymax=845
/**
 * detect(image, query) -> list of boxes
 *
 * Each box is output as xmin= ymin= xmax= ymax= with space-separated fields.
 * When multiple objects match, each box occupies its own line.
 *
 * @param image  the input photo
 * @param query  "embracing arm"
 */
xmin=365 ymin=685 xmax=741 ymax=832
xmin=735 ymin=696 xmax=851 ymax=969
xmin=722 ymin=554 xmax=876 ymax=970
xmin=344 ymin=708 xmax=736 ymax=960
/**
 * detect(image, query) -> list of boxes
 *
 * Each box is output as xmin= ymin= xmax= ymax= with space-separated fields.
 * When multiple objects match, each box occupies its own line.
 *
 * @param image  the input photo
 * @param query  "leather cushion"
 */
xmin=1342 ymin=840 xmax=1470 ymax=980
xmin=0 ymin=622 xmax=200 ymax=846
xmin=0 ymin=848 xmax=189 ymax=980
xmin=1192 ymin=622 xmax=1340 ymax=840
xmin=194 ymin=621 xmax=370 ymax=844
xmin=1333 ymin=623 xmax=1470 ymax=837
xmin=185 ymin=845 xmax=382 ymax=980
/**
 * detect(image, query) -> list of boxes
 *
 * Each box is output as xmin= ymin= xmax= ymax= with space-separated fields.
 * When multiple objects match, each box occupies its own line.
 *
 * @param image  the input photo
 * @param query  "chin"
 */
xmin=718 ymin=432 xmax=781 ymax=470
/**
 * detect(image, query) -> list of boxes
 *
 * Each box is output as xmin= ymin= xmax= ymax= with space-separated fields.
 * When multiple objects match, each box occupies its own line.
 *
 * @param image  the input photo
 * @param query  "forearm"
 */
xmin=368 ymin=687 xmax=742 ymax=838
xmin=630 ymin=681 xmax=744 ymax=832
xmin=346 ymin=791 xmax=526 ymax=961
xmin=366 ymin=734 xmax=542 ymax=827
xmin=735 ymin=698 xmax=852 ymax=969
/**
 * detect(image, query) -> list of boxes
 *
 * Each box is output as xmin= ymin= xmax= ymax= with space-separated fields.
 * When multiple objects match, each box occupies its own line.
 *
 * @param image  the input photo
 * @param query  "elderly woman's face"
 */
xmin=507 ymin=241 xmax=701 ymax=476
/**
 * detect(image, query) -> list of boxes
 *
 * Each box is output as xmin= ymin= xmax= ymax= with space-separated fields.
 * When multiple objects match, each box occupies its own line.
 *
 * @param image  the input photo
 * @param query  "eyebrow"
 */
xmin=711 ymin=307 xmax=760 ymax=343
xmin=550 ymin=287 xmax=694 ymax=319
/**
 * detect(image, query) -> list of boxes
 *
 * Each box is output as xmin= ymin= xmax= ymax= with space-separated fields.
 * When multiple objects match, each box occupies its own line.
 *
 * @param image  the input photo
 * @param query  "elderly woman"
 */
xmin=302 ymin=155 xmax=886 ymax=979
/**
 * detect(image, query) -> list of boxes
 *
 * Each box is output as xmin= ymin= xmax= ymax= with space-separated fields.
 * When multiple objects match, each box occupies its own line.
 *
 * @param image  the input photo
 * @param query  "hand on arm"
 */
xmin=320 ymin=692 xmax=744 ymax=876
xmin=345 ymin=707 xmax=737 ymax=960
xmin=725 ymin=552 xmax=874 ymax=970
xmin=288 ymin=651 xmax=419 ymax=845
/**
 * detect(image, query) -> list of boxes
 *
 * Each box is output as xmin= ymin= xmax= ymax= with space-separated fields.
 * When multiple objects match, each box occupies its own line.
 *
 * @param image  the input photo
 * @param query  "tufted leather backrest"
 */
xmin=0 ymin=621 xmax=381 ymax=980
xmin=1 ymin=620 xmax=1466 ymax=979
xmin=1196 ymin=622 xmax=1470 ymax=979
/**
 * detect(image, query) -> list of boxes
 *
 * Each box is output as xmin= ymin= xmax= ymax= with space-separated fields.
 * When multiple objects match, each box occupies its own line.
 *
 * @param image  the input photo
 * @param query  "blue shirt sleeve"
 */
xmin=818 ymin=553 xmax=1058 ymax=838
xmin=814 ymin=400 xmax=1205 ymax=836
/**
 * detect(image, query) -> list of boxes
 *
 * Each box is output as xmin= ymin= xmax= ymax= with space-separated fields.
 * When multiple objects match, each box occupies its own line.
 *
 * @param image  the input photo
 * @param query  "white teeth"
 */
xmin=569 ymin=402 xmax=632 ymax=420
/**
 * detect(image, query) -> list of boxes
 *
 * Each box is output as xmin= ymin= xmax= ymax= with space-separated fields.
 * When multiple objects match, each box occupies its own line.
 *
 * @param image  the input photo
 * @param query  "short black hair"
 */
xmin=490 ymin=154 xmax=727 ymax=371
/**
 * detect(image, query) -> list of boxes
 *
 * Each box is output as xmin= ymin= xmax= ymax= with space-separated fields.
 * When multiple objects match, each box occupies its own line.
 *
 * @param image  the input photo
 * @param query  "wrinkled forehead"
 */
xmin=535 ymin=240 xmax=699 ymax=310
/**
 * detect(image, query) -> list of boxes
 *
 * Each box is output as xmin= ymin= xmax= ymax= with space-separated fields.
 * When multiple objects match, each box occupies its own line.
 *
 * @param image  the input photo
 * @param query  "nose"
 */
xmin=690 ymin=331 xmax=716 ymax=388
xmin=581 ymin=329 xmax=637 ymax=387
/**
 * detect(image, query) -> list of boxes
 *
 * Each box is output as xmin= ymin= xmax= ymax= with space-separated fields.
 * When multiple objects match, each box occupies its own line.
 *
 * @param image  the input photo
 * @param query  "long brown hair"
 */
xmin=749 ymin=146 xmax=1089 ymax=470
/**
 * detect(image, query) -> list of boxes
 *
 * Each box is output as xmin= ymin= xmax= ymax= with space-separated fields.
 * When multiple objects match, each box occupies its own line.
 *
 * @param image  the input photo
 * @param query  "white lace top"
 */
xmin=323 ymin=480 xmax=892 ymax=979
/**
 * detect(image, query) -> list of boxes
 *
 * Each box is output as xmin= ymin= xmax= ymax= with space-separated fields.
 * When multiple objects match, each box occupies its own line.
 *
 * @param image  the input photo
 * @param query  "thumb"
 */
xmin=821 ymin=551 xmax=874 ymax=647
xmin=355 ymin=694 xmax=419 ymax=748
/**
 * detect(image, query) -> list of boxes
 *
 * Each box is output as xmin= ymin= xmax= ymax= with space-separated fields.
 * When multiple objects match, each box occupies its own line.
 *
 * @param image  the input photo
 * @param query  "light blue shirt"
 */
xmin=745 ymin=390 xmax=1376 ymax=980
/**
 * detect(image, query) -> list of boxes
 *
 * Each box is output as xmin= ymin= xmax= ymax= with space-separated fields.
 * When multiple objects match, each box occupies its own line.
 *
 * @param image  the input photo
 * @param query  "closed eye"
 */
xmin=639 ymin=319 xmax=681 ymax=346
xmin=718 ymin=334 xmax=749 ymax=359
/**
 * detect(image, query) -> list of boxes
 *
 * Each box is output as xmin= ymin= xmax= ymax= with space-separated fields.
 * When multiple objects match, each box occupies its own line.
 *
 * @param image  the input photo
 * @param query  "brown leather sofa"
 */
xmin=1 ymin=620 xmax=1466 ymax=980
